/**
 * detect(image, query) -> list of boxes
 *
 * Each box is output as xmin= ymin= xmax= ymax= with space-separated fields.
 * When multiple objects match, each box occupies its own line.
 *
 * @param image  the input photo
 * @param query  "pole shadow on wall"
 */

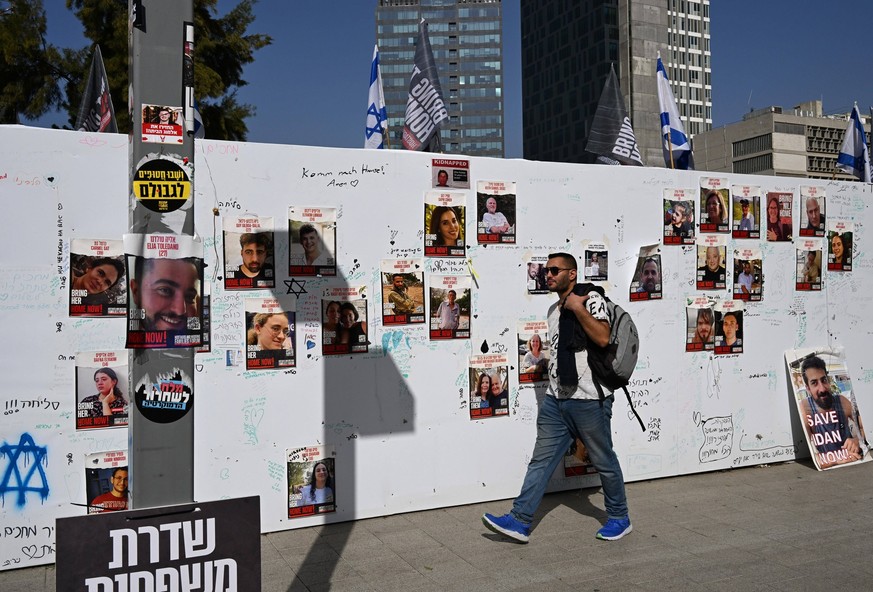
xmin=220 ymin=221 xmax=416 ymax=589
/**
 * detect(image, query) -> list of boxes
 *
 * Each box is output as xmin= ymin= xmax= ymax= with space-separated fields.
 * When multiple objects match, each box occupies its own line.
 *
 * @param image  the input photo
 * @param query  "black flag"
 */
xmin=75 ymin=45 xmax=117 ymax=133
xmin=402 ymin=19 xmax=447 ymax=152
xmin=585 ymin=64 xmax=643 ymax=166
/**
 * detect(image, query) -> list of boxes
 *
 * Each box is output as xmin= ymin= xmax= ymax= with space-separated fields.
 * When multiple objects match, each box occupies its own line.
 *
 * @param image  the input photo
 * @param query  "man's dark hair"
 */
xmin=299 ymin=224 xmax=318 ymax=240
xmin=111 ymin=466 xmax=128 ymax=478
xmin=801 ymin=355 xmax=827 ymax=386
xmin=696 ymin=308 xmax=713 ymax=324
xmin=392 ymin=273 xmax=405 ymax=281
xmin=547 ymin=252 xmax=577 ymax=270
xmin=722 ymin=311 xmax=739 ymax=323
xmin=240 ymin=232 xmax=271 ymax=249
xmin=447 ymin=289 xmax=456 ymax=297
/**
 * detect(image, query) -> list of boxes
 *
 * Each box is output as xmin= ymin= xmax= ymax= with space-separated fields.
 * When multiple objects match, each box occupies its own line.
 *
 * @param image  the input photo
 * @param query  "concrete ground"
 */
xmin=4 ymin=459 xmax=871 ymax=591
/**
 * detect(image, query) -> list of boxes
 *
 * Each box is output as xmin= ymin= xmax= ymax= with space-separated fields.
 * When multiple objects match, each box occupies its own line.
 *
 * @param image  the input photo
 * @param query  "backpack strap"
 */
xmin=592 ymin=376 xmax=646 ymax=432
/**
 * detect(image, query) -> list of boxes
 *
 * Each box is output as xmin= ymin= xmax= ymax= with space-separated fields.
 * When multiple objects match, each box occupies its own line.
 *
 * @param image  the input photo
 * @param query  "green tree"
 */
xmin=0 ymin=0 xmax=84 ymax=123
xmin=66 ymin=0 xmax=271 ymax=140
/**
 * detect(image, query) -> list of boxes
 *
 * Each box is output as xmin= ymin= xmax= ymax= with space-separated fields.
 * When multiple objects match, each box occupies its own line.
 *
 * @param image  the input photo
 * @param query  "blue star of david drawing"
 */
xmin=0 ymin=433 xmax=50 ymax=508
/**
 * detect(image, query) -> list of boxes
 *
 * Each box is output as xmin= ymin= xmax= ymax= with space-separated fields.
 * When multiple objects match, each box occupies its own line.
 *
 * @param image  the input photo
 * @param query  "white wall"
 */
xmin=2 ymin=126 xmax=871 ymax=570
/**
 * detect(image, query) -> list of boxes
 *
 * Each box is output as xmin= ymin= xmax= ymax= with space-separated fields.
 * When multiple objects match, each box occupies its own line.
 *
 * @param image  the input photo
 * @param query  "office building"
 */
xmin=694 ymin=100 xmax=870 ymax=179
xmin=521 ymin=0 xmax=711 ymax=165
xmin=376 ymin=0 xmax=505 ymax=157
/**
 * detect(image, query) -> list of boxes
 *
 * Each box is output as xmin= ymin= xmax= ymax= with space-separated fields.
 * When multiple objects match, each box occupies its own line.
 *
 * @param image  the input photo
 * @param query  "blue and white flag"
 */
xmin=836 ymin=103 xmax=871 ymax=182
xmin=365 ymin=44 xmax=388 ymax=149
xmin=193 ymin=100 xmax=205 ymax=139
xmin=656 ymin=53 xmax=693 ymax=170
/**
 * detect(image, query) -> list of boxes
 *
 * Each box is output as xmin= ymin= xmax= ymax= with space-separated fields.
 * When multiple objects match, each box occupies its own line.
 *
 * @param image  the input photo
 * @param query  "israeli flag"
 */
xmin=193 ymin=100 xmax=205 ymax=140
xmin=365 ymin=44 xmax=388 ymax=149
xmin=836 ymin=103 xmax=871 ymax=182
xmin=656 ymin=53 xmax=693 ymax=170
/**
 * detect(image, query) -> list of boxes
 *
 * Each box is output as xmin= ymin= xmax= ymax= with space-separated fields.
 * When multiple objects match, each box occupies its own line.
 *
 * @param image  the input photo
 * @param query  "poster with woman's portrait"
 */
xmin=244 ymin=298 xmax=295 ymax=371
xmin=629 ymin=244 xmax=662 ymax=301
xmin=796 ymin=239 xmax=823 ymax=291
xmin=764 ymin=191 xmax=793 ymax=242
xmin=518 ymin=320 xmax=549 ymax=383
xmin=699 ymin=177 xmax=730 ymax=233
xmin=732 ymin=247 xmax=762 ymax=302
xmin=477 ymin=180 xmax=516 ymax=244
xmin=429 ymin=275 xmax=471 ymax=340
xmin=584 ymin=242 xmax=608 ymax=281
xmin=76 ymin=351 xmax=128 ymax=430
xmin=380 ymin=259 xmax=425 ymax=325
xmin=70 ymin=239 xmax=127 ymax=317
xmin=287 ymin=446 xmax=336 ymax=518
xmin=424 ymin=191 xmax=465 ymax=257
xmin=223 ymin=216 xmax=275 ymax=290
xmin=125 ymin=233 xmax=204 ymax=349
xmin=322 ymin=287 xmax=368 ymax=355
xmin=140 ymin=104 xmax=183 ymax=144
xmin=714 ymin=299 xmax=743 ymax=355
xmin=663 ymin=189 xmax=695 ymax=245
xmin=785 ymin=347 xmax=871 ymax=471
xmin=526 ymin=256 xmax=548 ymax=294
xmin=696 ymin=235 xmax=727 ymax=291
xmin=469 ymin=354 xmax=509 ymax=419
xmin=827 ymin=221 xmax=853 ymax=272
xmin=799 ymin=186 xmax=825 ymax=237
xmin=288 ymin=207 xmax=337 ymax=277
xmin=685 ymin=297 xmax=715 ymax=353
xmin=731 ymin=185 xmax=760 ymax=239
xmin=85 ymin=450 xmax=128 ymax=514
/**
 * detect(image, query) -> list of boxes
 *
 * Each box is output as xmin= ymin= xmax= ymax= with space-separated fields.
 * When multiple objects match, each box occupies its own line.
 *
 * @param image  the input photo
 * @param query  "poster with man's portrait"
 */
xmin=381 ymin=259 xmax=425 ymax=325
xmin=432 ymin=158 xmax=470 ymax=189
xmin=69 ymin=238 xmax=126 ymax=317
xmin=629 ymin=244 xmax=661 ymax=301
xmin=696 ymin=235 xmax=727 ymax=291
xmin=526 ymin=256 xmax=548 ymax=294
xmin=732 ymin=247 xmax=762 ymax=302
xmin=799 ymin=186 xmax=826 ymax=237
xmin=85 ymin=450 xmax=128 ymax=514
xmin=796 ymin=239 xmax=823 ymax=291
xmin=477 ymin=180 xmax=516 ymax=244
xmin=785 ymin=347 xmax=871 ymax=471
xmin=430 ymin=275 xmax=471 ymax=340
xmin=685 ymin=297 xmax=715 ymax=353
xmin=663 ymin=188 xmax=695 ymax=245
xmin=288 ymin=207 xmax=336 ymax=277
xmin=731 ymin=185 xmax=760 ymax=239
xmin=224 ymin=216 xmax=275 ymax=290
xmin=714 ymin=299 xmax=743 ymax=355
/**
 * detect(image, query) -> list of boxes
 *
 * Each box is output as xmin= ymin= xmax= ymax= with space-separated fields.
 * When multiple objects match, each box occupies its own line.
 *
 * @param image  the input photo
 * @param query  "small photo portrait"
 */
xmin=322 ymin=292 xmax=369 ymax=355
xmin=799 ymin=188 xmax=826 ymax=237
xmin=696 ymin=244 xmax=726 ymax=290
xmin=663 ymin=197 xmax=695 ymax=244
xmin=381 ymin=262 xmax=425 ymax=325
xmin=765 ymin=192 xmax=794 ymax=242
xmin=731 ymin=187 xmax=760 ymax=239
xmin=796 ymin=246 xmax=822 ymax=291
xmin=699 ymin=179 xmax=730 ymax=233
xmin=140 ymin=104 xmax=183 ymax=144
xmin=827 ymin=224 xmax=853 ymax=272
xmin=629 ymin=248 xmax=662 ymax=301
xmin=585 ymin=248 xmax=608 ymax=281
xmin=432 ymin=158 xmax=470 ymax=189
xmin=424 ymin=192 xmax=466 ymax=257
xmin=288 ymin=207 xmax=337 ymax=276
xmin=714 ymin=309 xmax=743 ymax=355
xmin=469 ymin=358 xmax=510 ymax=419
xmin=85 ymin=450 xmax=128 ymax=514
xmin=518 ymin=320 xmax=549 ymax=383
xmin=429 ymin=276 xmax=471 ymax=340
xmin=69 ymin=238 xmax=126 ymax=317
xmin=287 ymin=446 xmax=336 ymax=518
xmin=476 ymin=180 xmax=516 ymax=244
xmin=526 ymin=258 xmax=548 ymax=294
xmin=245 ymin=299 xmax=295 ymax=371
xmin=223 ymin=217 xmax=275 ymax=289
xmin=76 ymin=352 xmax=129 ymax=430
xmin=685 ymin=305 xmax=714 ymax=352
xmin=733 ymin=257 xmax=762 ymax=301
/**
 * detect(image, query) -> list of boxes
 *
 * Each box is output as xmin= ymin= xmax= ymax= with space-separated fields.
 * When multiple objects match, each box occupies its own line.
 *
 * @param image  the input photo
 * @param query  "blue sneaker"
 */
xmin=596 ymin=517 xmax=632 ymax=541
xmin=482 ymin=512 xmax=530 ymax=543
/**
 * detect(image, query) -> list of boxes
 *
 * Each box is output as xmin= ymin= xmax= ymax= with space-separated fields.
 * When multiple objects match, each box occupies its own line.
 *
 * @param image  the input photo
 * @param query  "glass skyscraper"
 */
xmin=376 ymin=0 xmax=505 ymax=158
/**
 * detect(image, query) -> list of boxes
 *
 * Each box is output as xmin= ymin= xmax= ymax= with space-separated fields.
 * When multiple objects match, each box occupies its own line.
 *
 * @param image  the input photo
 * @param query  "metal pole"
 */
xmin=128 ymin=0 xmax=196 ymax=509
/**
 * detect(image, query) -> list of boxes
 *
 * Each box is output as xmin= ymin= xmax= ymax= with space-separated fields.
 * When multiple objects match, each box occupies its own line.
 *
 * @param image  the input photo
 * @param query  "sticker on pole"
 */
xmin=132 ymin=367 xmax=194 ymax=423
xmin=132 ymin=158 xmax=191 ymax=213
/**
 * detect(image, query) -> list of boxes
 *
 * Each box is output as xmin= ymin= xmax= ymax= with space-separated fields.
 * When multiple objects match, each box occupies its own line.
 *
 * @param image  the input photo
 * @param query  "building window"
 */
xmin=734 ymin=154 xmax=773 ymax=174
xmin=733 ymin=134 xmax=772 ymax=158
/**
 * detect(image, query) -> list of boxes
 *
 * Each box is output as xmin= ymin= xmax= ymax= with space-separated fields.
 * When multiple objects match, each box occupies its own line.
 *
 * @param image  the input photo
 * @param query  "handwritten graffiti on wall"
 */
xmin=0 ymin=433 xmax=50 ymax=507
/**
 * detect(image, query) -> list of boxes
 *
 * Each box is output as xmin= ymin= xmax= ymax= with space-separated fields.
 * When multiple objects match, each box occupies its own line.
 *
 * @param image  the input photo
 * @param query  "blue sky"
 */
xmin=33 ymin=1 xmax=873 ymax=158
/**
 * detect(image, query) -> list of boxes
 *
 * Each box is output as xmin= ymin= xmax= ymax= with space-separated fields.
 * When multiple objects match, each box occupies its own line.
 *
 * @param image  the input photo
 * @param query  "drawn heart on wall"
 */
xmin=21 ymin=545 xmax=38 ymax=559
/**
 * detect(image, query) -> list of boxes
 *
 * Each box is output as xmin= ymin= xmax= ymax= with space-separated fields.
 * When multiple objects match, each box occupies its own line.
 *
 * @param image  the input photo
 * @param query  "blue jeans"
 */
xmin=511 ymin=394 xmax=628 ymax=524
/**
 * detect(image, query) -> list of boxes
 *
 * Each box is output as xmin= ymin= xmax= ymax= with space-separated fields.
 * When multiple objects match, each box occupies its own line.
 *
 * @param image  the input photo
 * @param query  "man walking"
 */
xmin=482 ymin=252 xmax=631 ymax=542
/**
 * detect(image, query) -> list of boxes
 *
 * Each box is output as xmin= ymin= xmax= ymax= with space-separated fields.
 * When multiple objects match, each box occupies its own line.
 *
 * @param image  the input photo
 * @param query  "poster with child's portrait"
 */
xmin=785 ymin=347 xmax=871 ymax=471
xmin=699 ymin=177 xmax=730 ymax=233
xmin=733 ymin=247 xmax=762 ymax=302
xmin=518 ymin=320 xmax=549 ymax=383
xmin=70 ymin=238 xmax=126 ymax=317
xmin=685 ymin=297 xmax=715 ymax=352
xmin=731 ymin=185 xmax=760 ymax=239
xmin=827 ymin=221 xmax=853 ymax=272
xmin=469 ymin=354 xmax=509 ymax=419
xmin=287 ymin=446 xmax=336 ymax=518
xmin=663 ymin=189 xmax=695 ymax=245
xmin=799 ymin=186 xmax=825 ymax=237
xmin=288 ymin=207 xmax=336 ymax=276
xmin=477 ymin=180 xmax=516 ymax=244
xmin=245 ymin=298 xmax=295 ymax=371
xmin=76 ymin=351 xmax=128 ymax=430
xmin=424 ymin=192 xmax=465 ymax=257
xmin=224 ymin=216 xmax=274 ymax=289
xmin=381 ymin=259 xmax=425 ymax=325
xmin=796 ymin=239 xmax=823 ymax=291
